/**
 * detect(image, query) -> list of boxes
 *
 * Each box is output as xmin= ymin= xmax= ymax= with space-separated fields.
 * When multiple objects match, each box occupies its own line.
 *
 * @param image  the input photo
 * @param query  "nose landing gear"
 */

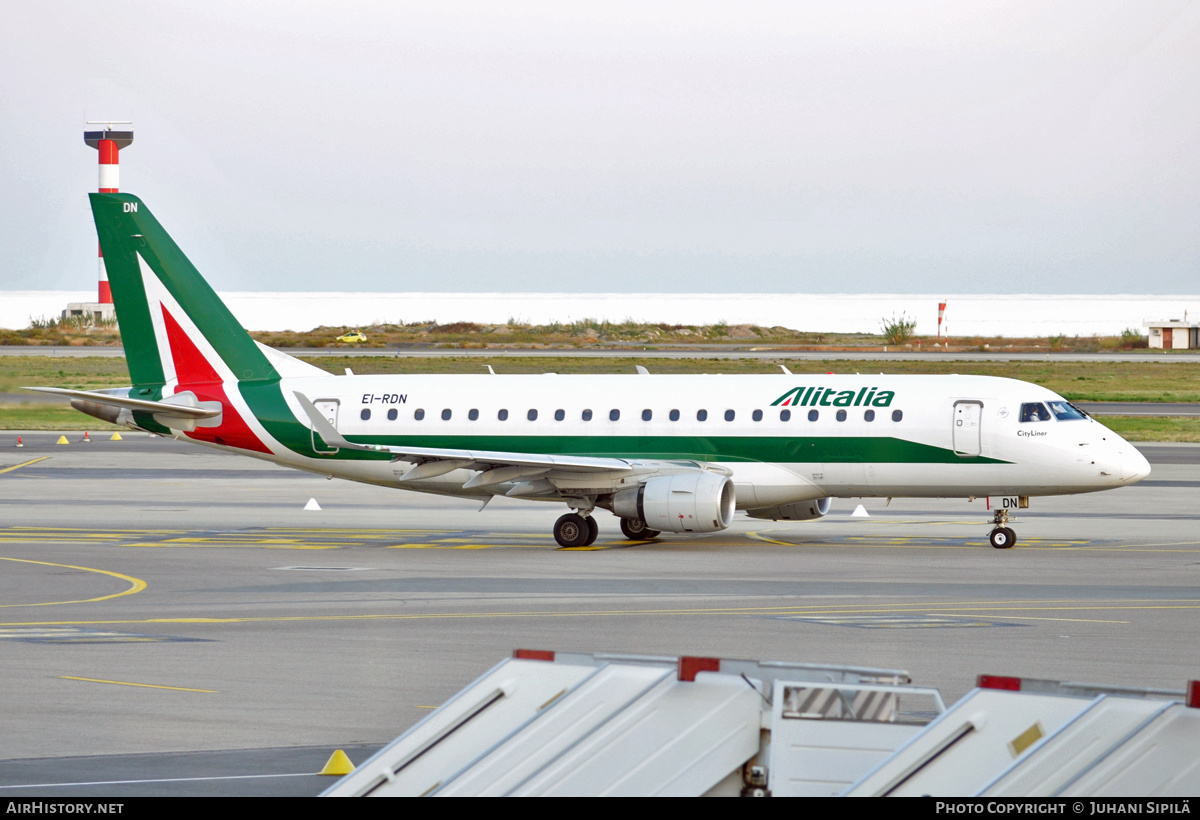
xmin=988 ymin=508 xmax=1017 ymax=549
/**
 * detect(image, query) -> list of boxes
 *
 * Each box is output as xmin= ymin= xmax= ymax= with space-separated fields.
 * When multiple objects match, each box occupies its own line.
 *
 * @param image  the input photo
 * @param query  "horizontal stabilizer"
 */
xmin=24 ymin=387 xmax=221 ymax=419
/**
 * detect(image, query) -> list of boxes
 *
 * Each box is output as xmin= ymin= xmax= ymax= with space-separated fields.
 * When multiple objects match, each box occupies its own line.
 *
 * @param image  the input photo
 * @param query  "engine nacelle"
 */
xmin=70 ymin=399 xmax=122 ymax=425
xmin=745 ymin=497 xmax=832 ymax=521
xmin=612 ymin=472 xmax=735 ymax=533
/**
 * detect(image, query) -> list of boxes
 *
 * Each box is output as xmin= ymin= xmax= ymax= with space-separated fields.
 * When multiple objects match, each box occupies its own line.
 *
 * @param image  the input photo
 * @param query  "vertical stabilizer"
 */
xmin=89 ymin=193 xmax=278 ymax=389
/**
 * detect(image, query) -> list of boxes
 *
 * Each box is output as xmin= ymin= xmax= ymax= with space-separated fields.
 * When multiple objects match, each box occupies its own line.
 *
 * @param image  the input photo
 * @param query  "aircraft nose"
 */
xmin=1120 ymin=445 xmax=1151 ymax=483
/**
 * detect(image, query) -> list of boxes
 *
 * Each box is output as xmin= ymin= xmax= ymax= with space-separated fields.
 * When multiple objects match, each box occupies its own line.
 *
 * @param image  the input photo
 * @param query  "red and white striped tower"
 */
xmin=83 ymin=122 xmax=134 ymax=304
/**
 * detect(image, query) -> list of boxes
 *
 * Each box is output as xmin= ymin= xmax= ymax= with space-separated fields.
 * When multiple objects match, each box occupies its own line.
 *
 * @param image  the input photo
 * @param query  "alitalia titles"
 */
xmin=772 ymin=386 xmax=895 ymax=408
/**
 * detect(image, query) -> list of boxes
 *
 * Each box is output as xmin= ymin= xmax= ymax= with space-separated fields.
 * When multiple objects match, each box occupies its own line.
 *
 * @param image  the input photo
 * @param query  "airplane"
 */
xmin=30 ymin=193 xmax=1151 ymax=550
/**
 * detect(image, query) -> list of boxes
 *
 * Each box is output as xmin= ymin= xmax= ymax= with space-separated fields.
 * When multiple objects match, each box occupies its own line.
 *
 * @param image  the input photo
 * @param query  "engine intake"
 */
xmin=612 ymin=472 xmax=735 ymax=533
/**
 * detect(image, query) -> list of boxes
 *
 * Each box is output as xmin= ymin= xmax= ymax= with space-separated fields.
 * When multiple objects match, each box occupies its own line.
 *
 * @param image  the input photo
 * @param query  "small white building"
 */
xmin=61 ymin=302 xmax=117 ymax=324
xmin=1145 ymin=319 xmax=1200 ymax=349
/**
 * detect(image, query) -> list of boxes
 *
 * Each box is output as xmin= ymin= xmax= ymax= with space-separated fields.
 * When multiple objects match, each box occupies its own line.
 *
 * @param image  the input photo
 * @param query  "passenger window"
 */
xmin=1020 ymin=402 xmax=1052 ymax=422
xmin=582 ymin=409 xmax=593 ymax=421
xmin=498 ymin=409 xmax=509 ymax=421
xmin=864 ymin=409 xmax=875 ymax=422
xmin=752 ymin=410 xmax=763 ymax=422
xmin=808 ymin=409 xmax=819 ymax=421
xmin=468 ymin=409 xmax=479 ymax=421
xmin=527 ymin=409 xmax=538 ymax=421
xmin=554 ymin=409 xmax=565 ymax=421
xmin=1048 ymin=400 xmax=1086 ymax=421
xmin=836 ymin=409 xmax=847 ymax=422
xmin=441 ymin=409 xmax=452 ymax=421
xmin=642 ymin=409 xmax=652 ymax=421
xmin=779 ymin=409 xmax=791 ymax=421
xmin=387 ymin=408 xmax=398 ymax=421
xmin=609 ymin=409 xmax=620 ymax=421
xmin=697 ymin=409 xmax=708 ymax=421
xmin=724 ymin=410 xmax=735 ymax=422
xmin=891 ymin=409 xmax=903 ymax=422
xmin=669 ymin=409 xmax=680 ymax=421
xmin=361 ymin=408 xmax=371 ymax=421
xmin=414 ymin=408 xmax=425 ymax=421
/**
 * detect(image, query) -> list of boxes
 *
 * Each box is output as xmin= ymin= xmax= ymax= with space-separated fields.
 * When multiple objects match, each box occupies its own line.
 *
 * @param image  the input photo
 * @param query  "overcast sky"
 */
xmin=3 ymin=1 xmax=1199 ymax=294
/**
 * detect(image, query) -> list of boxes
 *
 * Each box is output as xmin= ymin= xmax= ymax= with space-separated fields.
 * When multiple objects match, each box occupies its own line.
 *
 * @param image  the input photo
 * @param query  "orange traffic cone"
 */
xmin=82 ymin=432 xmax=91 ymax=443
xmin=15 ymin=436 xmax=22 ymax=448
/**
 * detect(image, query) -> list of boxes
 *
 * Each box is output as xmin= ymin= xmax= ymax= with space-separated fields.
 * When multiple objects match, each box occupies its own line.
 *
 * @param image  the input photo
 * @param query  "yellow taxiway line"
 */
xmin=59 ymin=676 xmax=216 ymax=693
xmin=1 ymin=596 xmax=1197 ymax=629
xmin=0 ymin=558 xmax=147 ymax=609
xmin=0 ymin=457 xmax=50 ymax=475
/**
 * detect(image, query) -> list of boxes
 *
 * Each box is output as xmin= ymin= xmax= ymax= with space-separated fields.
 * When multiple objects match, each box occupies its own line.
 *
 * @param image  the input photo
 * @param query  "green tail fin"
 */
xmin=89 ymin=193 xmax=278 ymax=388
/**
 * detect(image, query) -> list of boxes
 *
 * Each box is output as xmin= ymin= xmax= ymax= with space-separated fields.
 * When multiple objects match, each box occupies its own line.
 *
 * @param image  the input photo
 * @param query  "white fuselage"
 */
xmin=227 ymin=372 xmax=1151 ymax=508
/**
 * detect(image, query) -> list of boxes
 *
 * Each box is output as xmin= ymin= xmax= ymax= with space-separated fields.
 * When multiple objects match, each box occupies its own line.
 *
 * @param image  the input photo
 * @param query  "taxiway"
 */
xmin=0 ymin=434 xmax=1197 ymax=795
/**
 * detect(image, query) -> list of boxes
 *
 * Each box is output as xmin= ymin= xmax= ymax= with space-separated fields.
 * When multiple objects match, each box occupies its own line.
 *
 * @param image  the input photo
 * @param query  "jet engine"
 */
xmin=611 ymin=471 xmax=735 ymax=533
xmin=745 ymin=497 xmax=832 ymax=521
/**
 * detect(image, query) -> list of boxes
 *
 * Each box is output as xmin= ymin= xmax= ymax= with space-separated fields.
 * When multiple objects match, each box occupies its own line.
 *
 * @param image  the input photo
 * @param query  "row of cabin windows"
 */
xmin=361 ymin=407 xmax=905 ymax=423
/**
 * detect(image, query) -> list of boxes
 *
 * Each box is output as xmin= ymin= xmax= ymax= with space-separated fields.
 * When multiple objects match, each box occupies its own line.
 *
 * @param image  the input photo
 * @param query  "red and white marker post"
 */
xmin=84 ymin=123 xmax=134 ymax=304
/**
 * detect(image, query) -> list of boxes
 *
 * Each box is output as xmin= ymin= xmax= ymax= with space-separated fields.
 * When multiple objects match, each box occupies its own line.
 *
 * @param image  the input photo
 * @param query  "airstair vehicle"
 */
xmin=844 ymin=675 xmax=1200 ymax=798
xmin=321 ymin=650 xmax=946 ymax=797
xmin=323 ymin=654 xmax=1199 ymax=798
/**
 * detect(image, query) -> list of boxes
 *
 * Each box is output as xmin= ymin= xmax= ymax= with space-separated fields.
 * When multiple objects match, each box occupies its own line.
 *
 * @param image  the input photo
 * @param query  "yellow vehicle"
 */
xmin=336 ymin=330 xmax=367 ymax=343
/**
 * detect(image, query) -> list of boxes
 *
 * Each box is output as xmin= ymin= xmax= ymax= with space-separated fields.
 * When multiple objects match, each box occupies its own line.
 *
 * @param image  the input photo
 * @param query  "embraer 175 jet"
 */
xmin=33 ymin=194 xmax=1151 ymax=549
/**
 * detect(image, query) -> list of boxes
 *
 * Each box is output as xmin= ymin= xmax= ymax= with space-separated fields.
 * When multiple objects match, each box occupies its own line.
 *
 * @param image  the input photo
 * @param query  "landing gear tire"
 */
xmin=583 ymin=516 xmax=599 ymax=546
xmin=989 ymin=527 xmax=1017 ymax=549
xmin=554 ymin=513 xmax=590 ymax=547
xmin=619 ymin=517 xmax=661 ymax=541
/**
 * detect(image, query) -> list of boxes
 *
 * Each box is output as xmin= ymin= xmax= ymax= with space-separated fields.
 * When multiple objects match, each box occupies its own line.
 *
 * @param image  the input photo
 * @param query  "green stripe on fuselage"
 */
xmin=345 ymin=433 xmax=1006 ymax=464
xmin=239 ymin=381 xmax=389 ymax=461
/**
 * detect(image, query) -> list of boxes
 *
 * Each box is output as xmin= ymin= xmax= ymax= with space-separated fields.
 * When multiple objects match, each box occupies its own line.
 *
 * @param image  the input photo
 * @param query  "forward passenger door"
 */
xmin=952 ymin=401 xmax=982 ymax=457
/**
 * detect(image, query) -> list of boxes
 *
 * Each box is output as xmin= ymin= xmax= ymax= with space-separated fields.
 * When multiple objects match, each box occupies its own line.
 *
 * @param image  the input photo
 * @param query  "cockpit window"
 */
xmin=1019 ymin=402 xmax=1051 ymax=422
xmin=1048 ymin=400 xmax=1087 ymax=421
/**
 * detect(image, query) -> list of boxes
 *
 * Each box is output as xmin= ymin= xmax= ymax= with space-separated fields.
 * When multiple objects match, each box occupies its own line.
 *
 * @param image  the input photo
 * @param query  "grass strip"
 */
xmin=1091 ymin=416 xmax=1200 ymax=443
xmin=3 ymin=355 xmax=1200 ymax=440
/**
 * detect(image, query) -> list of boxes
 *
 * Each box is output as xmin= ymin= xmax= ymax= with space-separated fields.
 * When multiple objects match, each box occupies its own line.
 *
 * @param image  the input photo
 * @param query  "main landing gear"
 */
xmin=989 ymin=508 xmax=1017 ymax=550
xmin=553 ymin=513 xmax=599 ymax=548
xmin=552 ymin=512 xmax=662 ymax=547
xmin=619 ymin=517 xmax=661 ymax=541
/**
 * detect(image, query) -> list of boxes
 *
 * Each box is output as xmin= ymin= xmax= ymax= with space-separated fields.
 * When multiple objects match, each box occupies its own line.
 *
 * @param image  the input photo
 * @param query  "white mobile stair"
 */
xmin=321 ymin=650 xmax=946 ymax=797
xmin=844 ymin=674 xmax=1200 ymax=798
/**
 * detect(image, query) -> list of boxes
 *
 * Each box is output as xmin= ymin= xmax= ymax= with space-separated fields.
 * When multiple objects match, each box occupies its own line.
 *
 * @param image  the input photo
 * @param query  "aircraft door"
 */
xmin=952 ymin=401 xmax=982 ymax=457
xmin=312 ymin=398 xmax=340 ymax=453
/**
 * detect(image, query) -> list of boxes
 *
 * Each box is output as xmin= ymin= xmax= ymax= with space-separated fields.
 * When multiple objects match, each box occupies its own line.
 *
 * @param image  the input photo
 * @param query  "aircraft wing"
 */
xmin=293 ymin=391 xmax=636 ymax=477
